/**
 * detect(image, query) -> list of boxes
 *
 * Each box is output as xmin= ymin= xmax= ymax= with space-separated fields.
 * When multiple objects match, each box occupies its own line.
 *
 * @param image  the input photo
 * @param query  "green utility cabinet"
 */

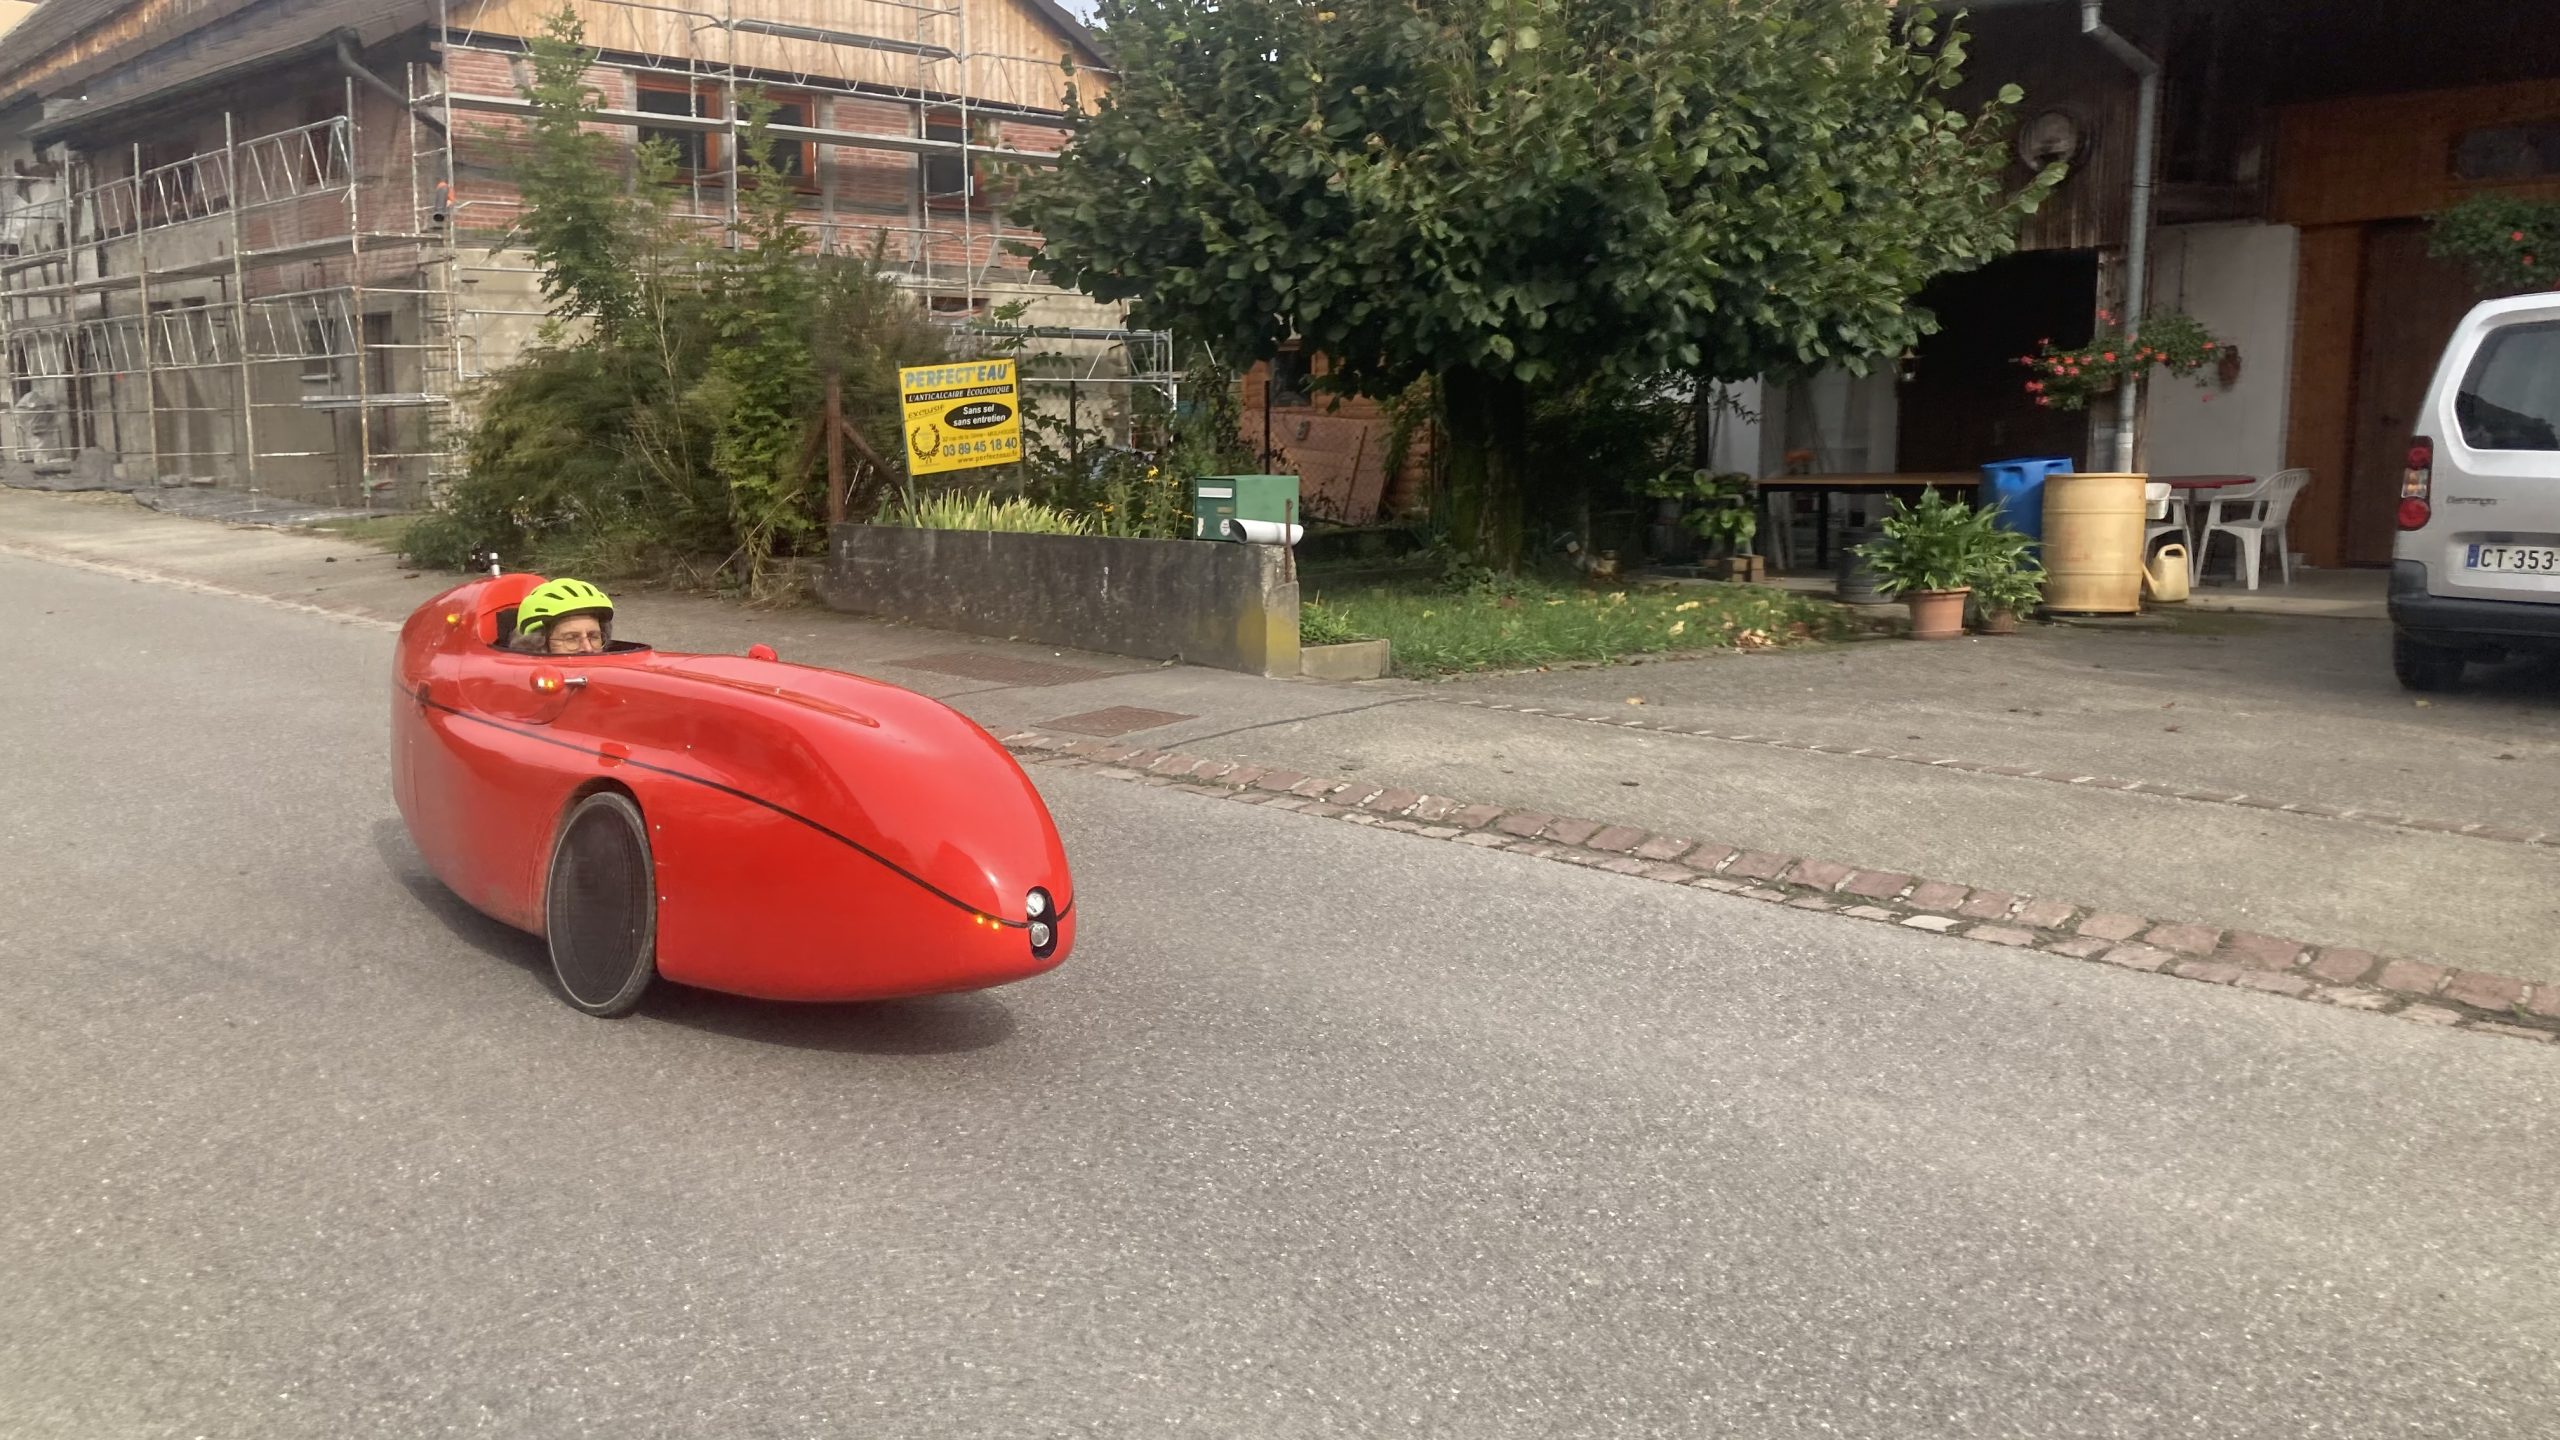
xmin=1191 ymin=474 xmax=1301 ymax=540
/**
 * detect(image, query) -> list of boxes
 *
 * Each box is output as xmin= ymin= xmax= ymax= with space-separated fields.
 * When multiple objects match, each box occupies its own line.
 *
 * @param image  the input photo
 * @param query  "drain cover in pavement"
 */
xmin=1039 ymin=706 xmax=1196 ymax=737
xmin=887 ymin=650 xmax=1115 ymax=687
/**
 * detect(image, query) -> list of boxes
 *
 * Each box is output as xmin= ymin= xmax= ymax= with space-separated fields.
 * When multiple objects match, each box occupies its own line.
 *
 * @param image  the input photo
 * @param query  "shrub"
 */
xmin=404 ymin=8 xmax=945 ymax=593
xmin=881 ymin=490 xmax=1093 ymax=535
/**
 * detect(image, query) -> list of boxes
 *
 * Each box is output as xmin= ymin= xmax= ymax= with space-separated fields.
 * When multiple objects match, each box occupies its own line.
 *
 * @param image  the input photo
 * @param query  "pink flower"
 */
xmin=2515 ymin=231 xmax=2529 ymax=243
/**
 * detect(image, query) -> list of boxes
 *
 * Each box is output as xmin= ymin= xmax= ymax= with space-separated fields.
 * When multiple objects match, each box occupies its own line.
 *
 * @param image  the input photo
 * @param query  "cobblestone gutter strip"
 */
xmin=1428 ymin=696 xmax=2560 ymax=851
xmin=995 ymin=727 xmax=2560 ymax=1047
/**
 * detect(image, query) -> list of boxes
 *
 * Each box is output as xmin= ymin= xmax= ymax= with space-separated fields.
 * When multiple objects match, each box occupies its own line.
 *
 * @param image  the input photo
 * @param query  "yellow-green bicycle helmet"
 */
xmin=514 ymin=578 xmax=614 ymax=640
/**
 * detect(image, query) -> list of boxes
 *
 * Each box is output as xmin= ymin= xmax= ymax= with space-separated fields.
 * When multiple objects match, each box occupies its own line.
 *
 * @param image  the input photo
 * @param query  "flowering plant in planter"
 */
xmin=2015 ymin=309 xmax=2233 ymax=412
xmin=2428 ymin=194 xmax=2559 ymax=296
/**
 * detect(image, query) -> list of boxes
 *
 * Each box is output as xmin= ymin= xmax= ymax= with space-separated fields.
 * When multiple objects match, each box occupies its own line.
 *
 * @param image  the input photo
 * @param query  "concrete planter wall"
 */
xmin=1300 ymin=638 xmax=1391 ymax=681
xmin=823 ymin=525 xmax=1301 ymax=677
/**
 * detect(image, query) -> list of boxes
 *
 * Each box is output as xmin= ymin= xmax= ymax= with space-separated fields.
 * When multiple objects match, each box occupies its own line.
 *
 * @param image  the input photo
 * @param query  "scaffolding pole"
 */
xmin=224 ymin=112 xmax=258 ymax=498
xmin=131 ymin=141 xmax=160 ymax=485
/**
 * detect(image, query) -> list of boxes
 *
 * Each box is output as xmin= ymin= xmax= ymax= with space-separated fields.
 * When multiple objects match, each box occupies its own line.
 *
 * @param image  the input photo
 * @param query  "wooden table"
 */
xmin=1754 ymin=473 xmax=1977 ymax=567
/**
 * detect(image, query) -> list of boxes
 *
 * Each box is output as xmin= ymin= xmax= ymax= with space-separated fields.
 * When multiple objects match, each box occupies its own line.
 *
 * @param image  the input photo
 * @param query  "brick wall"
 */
xmin=1241 ymin=361 xmax=1438 ymax=525
xmin=441 ymin=55 xmax=1076 ymax=275
xmin=823 ymin=95 xmax=917 ymax=221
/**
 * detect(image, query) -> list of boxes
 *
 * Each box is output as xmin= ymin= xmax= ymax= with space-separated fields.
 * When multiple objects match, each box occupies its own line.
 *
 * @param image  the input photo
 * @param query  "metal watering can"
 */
xmin=2142 ymin=543 xmax=2191 ymax=604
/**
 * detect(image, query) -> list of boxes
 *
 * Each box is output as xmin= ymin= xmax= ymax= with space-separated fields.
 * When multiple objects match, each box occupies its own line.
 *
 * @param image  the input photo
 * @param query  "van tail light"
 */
xmin=2398 ymin=436 xmax=2433 ymax=531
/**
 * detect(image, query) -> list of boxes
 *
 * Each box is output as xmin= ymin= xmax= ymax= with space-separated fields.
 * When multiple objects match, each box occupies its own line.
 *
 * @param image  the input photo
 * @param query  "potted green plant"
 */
xmin=1642 ymin=468 xmax=1763 ymax=580
xmin=1854 ymin=488 xmax=2008 ymax=641
xmin=1969 ymin=540 xmax=2046 ymax=635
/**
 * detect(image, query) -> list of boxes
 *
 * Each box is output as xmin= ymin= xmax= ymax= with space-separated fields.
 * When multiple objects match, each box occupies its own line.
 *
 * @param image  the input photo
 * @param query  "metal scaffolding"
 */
xmin=430 ymin=0 xmax=1128 ymax=351
xmin=0 ymin=73 xmax=458 ymax=508
xmin=0 ymin=0 xmax=1156 ymax=512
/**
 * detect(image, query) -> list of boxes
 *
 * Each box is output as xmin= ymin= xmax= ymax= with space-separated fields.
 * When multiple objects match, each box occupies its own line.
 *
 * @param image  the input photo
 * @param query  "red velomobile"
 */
xmin=391 ymin=572 xmax=1074 ymax=1015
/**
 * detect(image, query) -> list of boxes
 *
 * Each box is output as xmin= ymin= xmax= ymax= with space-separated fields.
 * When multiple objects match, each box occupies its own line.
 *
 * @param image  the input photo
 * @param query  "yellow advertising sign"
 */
xmin=897 ymin=359 xmax=1023 ymax=476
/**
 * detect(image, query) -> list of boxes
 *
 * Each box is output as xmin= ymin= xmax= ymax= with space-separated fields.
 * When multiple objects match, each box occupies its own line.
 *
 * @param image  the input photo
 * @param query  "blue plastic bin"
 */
xmin=1977 ymin=457 xmax=2075 ymax=543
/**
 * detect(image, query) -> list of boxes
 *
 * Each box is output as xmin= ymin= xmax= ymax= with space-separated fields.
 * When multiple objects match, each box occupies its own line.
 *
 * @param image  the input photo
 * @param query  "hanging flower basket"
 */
xmin=2427 ymin=194 xmax=2560 ymax=297
xmin=2017 ymin=309 xmax=2234 ymax=412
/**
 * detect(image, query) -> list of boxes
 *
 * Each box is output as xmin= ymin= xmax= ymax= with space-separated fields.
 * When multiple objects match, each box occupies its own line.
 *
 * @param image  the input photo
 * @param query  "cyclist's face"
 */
xmin=547 ymin=616 xmax=606 ymax=654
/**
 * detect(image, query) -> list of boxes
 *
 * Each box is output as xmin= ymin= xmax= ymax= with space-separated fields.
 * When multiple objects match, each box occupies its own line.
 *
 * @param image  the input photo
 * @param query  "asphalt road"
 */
xmin=4 ymin=550 xmax=2558 ymax=1440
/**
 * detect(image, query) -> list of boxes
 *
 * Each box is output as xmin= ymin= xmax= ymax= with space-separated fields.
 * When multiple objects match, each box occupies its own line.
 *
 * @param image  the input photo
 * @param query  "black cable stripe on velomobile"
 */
xmin=412 ymin=689 xmax=1072 ymax=928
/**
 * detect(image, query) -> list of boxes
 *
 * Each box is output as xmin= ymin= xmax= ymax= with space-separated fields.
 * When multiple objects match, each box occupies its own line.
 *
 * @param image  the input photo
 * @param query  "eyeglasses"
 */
xmin=548 ymin=628 xmax=606 ymax=654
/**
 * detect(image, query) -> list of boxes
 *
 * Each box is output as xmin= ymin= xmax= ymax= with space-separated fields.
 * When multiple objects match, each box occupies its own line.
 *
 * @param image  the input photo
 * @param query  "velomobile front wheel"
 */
xmin=543 ymin=792 xmax=658 ymax=1017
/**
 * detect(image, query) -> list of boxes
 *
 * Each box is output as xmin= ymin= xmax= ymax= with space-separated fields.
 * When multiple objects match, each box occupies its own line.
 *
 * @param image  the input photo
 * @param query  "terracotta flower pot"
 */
xmin=1903 ymin=588 xmax=1970 ymax=641
xmin=1977 ymin=607 xmax=2020 ymax=636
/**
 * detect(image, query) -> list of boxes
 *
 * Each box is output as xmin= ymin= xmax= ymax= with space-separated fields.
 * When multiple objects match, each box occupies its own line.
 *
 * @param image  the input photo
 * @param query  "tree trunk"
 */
xmin=824 ymin=368 xmax=848 ymax=525
xmin=1439 ymin=366 xmax=1530 ymax=571
xmin=1692 ymin=375 xmax=1714 ymax=472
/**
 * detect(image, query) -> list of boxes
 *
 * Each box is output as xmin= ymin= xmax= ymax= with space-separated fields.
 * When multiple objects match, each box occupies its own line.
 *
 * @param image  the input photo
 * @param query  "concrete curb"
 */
xmin=0 ymin=535 xmax=403 ymax=631
xmin=993 ymin=725 xmax=2560 ymax=1047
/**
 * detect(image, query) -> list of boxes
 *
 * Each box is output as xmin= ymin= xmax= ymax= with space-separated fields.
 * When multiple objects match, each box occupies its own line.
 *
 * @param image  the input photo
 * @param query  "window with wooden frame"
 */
xmin=2453 ymin=119 xmax=2560 ymax=183
xmin=634 ymin=78 xmax=718 ymax=178
xmin=736 ymin=91 xmax=817 ymax=191
xmin=1267 ymin=345 xmax=1312 ymax=408
xmin=921 ymin=107 xmax=995 ymax=213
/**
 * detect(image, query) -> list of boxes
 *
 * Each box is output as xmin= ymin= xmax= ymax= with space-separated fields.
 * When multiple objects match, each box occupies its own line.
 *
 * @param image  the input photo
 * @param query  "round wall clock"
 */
xmin=2017 ymin=109 xmax=2086 ymax=170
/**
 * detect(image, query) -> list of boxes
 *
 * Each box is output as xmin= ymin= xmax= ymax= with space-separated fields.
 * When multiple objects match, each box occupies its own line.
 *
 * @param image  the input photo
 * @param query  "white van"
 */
xmin=2389 ymin=292 xmax=2560 ymax=690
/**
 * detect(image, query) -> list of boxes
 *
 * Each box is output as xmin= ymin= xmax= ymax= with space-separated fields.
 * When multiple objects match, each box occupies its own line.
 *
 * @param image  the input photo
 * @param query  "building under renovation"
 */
xmin=0 ymin=0 xmax=1142 ymax=510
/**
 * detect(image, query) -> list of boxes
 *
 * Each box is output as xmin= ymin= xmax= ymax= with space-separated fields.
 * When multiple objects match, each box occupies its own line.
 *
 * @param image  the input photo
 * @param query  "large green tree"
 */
xmin=1018 ymin=0 xmax=2054 ymax=566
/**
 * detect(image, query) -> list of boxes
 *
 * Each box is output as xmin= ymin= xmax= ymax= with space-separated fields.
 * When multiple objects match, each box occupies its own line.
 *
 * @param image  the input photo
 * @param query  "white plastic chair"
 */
xmin=2195 ymin=468 xmax=2311 ymax=590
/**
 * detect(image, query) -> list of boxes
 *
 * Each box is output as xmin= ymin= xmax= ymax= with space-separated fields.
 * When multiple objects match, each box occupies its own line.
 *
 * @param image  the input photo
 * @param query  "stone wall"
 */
xmin=822 ymin=526 xmax=1301 ymax=676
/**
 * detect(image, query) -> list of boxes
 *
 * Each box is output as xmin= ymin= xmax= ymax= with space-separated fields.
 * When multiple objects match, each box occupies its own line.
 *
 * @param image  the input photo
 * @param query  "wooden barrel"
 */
xmin=2040 ymin=471 xmax=2147 ymax=614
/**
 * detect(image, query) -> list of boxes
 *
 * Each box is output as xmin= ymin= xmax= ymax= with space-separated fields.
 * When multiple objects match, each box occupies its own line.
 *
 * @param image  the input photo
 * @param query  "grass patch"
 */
xmin=1308 ymin=573 xmax=1853 ymax=676
xmin=303 ymin=513 xmax=419 ymax=551
xmin=1299 ymin=598 xmax=1377 ymax=646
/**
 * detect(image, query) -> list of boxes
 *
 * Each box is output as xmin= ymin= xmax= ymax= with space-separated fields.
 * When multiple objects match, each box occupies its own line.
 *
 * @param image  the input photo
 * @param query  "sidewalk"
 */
xmin=1765 ymin=565 xmax=2388 ymax=621
xmin=8 ymin=487 xmax=2554 ymax=985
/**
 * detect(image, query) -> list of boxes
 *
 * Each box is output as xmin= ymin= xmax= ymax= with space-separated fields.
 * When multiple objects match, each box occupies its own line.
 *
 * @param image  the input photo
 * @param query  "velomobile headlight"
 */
xmin=1029 ymin=921 xmax=1054 ymax=951
xmin=1025 ymin=888 xmax=1050 ymax=920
